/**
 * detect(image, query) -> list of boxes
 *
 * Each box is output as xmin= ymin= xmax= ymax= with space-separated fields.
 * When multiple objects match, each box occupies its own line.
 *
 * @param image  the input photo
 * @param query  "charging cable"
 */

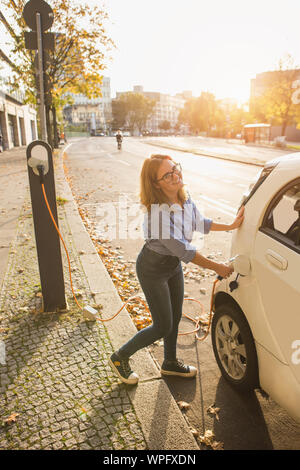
xmin=38 ymin=164 xmax=220 ymax=342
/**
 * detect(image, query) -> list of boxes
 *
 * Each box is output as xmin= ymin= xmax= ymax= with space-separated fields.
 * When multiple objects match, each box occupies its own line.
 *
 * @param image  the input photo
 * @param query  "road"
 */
xmin=144 ymin=135 xmax=291 ymax=163
xmin=64 ymin=136 xmax=300 ymax=450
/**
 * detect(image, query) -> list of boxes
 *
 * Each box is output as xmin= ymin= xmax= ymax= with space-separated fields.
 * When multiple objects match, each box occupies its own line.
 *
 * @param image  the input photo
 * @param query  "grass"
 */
xmin=56 ymin=197 xmax=68 ymax=206
xmin=287 ymin=144 xmax=300 ymax=151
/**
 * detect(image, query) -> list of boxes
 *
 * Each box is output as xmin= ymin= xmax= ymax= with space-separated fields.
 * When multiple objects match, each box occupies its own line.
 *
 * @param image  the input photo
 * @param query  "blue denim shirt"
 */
xmin=143 ymin=196 xmax=212 ymax=264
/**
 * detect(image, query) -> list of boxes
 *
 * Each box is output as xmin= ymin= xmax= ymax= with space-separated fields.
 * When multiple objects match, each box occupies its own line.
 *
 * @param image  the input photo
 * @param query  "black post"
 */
xmin=27 ymin=141 xmax=67 ymax=312
xmin=23 ymin=1 xmax=67 ymax=312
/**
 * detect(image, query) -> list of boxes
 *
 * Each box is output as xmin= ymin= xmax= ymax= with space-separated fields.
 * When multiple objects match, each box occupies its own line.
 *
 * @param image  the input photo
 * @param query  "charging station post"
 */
xmin=22 ymin=1 xmax=67 ymax=311
xmin=27 ymin=140 xmax=67 ymax=312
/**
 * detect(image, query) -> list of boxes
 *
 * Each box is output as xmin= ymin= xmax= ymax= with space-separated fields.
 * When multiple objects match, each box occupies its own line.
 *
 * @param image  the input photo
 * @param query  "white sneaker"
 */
xmin=161 ymin=359 xmax=197 ymax=378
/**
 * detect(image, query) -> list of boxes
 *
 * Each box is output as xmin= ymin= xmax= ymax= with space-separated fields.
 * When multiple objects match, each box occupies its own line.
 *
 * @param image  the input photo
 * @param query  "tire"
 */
xmin=212 ymin=303 xmax=259 ymax=392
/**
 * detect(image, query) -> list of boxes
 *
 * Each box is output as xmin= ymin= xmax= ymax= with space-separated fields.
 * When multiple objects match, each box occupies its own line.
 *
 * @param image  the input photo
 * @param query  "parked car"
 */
xmin=90 ymin=129 xmax=105 ymax=136
xmin=212 ymin=153 xmax=300 ymax=423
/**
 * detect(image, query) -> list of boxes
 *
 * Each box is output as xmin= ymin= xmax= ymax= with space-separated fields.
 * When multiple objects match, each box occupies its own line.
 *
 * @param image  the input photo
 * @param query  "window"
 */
xmin=260 ymin=179 xmax=300 ymax=252
xmin=241 ymin=160 xmax=279 ymax=209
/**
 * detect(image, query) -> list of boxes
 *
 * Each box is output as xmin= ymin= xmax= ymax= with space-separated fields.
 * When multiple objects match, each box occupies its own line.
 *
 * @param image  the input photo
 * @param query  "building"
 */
xmin=250 ymin=70 xmax=300 ymax=142
xmin=116 ymin=86 xmax=187 ymax=134
xmin=63 ymin=77 xmax=112 ymax=133
xmin=218 ymin=98 xmax=239 ymax=114
xmin=0 ymin=78 xmax=38 ymax=151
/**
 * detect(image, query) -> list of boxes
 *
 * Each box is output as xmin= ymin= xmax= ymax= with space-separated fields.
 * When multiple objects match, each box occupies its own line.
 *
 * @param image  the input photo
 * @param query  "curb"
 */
xmin=55 ymin=146 xmax=200 ymax=450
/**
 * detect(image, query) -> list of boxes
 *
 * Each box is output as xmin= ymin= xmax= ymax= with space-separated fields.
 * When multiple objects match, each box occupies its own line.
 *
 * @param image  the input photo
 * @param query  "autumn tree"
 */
xmin=111 ymin=98 xmax=127 ymax=131
xmin=112 ymin=93 xmax=156 ymax=134
xmin=1 ymin=0 xmax=114 ymax=146
xmin=159 ymin=120 xmax=171 ymax=132
xmin=251 ymin=56 xmax=300 ymax=136
xmin=227 ymin=105 xmax=251 ymax=137
xmin=179 ymin=92 xmax=226 ymax=136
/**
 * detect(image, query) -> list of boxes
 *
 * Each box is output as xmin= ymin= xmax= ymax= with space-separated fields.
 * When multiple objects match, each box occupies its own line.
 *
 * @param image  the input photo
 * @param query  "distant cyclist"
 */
xmin=116 ymin=130 xmax=123 ymax=149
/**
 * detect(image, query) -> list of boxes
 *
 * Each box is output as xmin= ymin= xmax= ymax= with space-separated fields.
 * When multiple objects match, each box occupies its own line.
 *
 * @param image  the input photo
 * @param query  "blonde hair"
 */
xmin=140 ymin=154 xmax=188 ymax=212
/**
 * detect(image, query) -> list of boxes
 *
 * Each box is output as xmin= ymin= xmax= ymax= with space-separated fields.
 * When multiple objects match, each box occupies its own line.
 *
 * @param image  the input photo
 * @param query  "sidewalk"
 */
xmin=0 ymin=145 xmax=199 ymax=451
xmin=142 ymin=136 xmax=298 ymax=167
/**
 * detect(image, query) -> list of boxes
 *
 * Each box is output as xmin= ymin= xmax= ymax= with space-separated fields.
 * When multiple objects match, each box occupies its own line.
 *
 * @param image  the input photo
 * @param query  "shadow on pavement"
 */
xmin=213 ymin=377 xmax=273 ymax=450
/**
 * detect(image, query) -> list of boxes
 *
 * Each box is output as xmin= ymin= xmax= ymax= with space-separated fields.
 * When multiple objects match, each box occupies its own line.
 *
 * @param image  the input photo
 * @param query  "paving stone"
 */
xmin=0 ymin=166 xmax=147 ymax=451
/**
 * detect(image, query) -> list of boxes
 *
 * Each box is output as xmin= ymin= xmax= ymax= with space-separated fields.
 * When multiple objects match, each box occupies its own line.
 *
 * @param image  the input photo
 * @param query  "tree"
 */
xmin=228 ymin=105 xmax=251 ymax=137
xmin=179 ymin=92 xmax=226 ymax=136
xmin=178 ymin=98 xmax=201 ymax=134
xmin=159 ymin=120 xmax=171 ymax=132
xmin=112 ymin=93 xmax=155 ymax=134
xmin=251 ymin=55 xmax=300 ymax=136
xmin=1 ymin=0 xmax=115 ymax=145
xmin=111 ymin=98 xmax=128 ymax=131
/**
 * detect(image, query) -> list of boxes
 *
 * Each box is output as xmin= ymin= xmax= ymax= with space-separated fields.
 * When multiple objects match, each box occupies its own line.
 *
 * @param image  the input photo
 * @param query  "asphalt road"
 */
xmin=64 ymin=136 xmax=300 ymax=450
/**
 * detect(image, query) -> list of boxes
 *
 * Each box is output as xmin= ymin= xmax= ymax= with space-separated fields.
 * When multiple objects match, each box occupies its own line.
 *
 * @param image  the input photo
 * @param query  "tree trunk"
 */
xmin=45 ymin=105 xmax=53 ymax=148
xmin=52 ymin=106 xmax=59 ymax=148
xmin=281 ymin=119 xmax=288 ymax=137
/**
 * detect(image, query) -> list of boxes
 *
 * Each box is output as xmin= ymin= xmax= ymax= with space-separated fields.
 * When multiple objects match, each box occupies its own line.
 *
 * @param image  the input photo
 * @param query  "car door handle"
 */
xmin=266 ymin=249 xmax=288 ymax=270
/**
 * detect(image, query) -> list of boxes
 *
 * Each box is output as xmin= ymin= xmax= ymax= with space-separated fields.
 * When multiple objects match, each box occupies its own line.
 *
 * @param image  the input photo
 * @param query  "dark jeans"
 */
xmin=118 ymin=245 xmax=184 ymax=361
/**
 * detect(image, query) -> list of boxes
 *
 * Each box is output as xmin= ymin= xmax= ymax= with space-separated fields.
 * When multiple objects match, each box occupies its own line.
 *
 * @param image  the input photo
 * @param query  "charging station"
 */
xmin=27 ymin=140 xmax=67 ymax=312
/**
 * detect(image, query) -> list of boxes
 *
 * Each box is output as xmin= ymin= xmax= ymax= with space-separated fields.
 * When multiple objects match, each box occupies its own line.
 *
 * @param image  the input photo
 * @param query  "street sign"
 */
xmin=23 ymin=1 xmax=66 ymax=313
xmin=24 ymin=31 xmax=54 ymax=50
xmin=23 ymin=0 xmax=54 ymax=32
xmin=23 ymin=0 xmax=55 ymax=141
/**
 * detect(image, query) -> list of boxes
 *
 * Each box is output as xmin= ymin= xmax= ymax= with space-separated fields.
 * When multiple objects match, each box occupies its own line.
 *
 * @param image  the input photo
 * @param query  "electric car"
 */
xmin=212 ymin=152 xmax=300 ymax=423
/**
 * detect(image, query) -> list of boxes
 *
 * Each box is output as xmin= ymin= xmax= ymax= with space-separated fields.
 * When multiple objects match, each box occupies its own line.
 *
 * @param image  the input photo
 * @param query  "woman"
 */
xmin=109 ymin=154 xmax=244 ymax=385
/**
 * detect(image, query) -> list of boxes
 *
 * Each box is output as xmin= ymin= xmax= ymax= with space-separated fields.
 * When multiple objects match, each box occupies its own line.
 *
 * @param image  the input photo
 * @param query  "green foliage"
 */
xmin=1 ymin=0 xmax=115 ymax=108
xmin=179 ymin=92 xmax=226 ymax=135
xmin=251 ymin=55 xmax=300 ymax=136
xmin=159 ymin=120 xmax=171 ymax=131
xmin=112 ymin=93 xmax=156 ymax=132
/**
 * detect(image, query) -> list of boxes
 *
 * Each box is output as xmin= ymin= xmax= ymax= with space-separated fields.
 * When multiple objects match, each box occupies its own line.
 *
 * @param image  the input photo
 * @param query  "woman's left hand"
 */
xmin=230 ymin=205 xmax=245 ymax=230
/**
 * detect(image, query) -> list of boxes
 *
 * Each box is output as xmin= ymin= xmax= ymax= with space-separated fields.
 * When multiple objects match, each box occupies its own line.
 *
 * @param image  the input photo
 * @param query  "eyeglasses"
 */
xmin=156 ymin=163 xmax=182 ymax=183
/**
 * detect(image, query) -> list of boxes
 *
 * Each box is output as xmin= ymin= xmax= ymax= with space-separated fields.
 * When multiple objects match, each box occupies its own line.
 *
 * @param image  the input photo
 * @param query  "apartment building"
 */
xmin=116 ymin=86 xmax=188 ymax=133
xmin=0 ymin=78 xmax=37 ymax=151
xmin=63 ymin=77 xmax=112 ymax=132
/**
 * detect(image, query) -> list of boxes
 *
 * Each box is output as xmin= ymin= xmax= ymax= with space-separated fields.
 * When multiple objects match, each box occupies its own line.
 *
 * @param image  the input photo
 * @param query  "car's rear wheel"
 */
xmin=212 ymin=304 xmax=259 ymax=392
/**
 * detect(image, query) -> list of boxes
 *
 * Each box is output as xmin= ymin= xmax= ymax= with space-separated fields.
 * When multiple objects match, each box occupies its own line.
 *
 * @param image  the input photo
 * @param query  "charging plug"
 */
xmin=37 ymin=164 xmax=45 ymax=184
xmin=229 ymin=274 xmax=240 ymax=292
xmin=83 ymin=305 xmax=99 ymax=321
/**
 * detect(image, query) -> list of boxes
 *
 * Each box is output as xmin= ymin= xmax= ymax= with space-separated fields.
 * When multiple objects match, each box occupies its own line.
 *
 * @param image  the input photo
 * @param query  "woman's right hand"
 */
xmin=215 ymin=263 xmax=234 ymax=279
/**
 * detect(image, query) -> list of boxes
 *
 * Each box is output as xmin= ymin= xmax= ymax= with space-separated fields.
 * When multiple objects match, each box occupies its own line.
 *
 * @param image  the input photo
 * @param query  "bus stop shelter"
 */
xmin=243 ymin=123 xmax=271 ymax=144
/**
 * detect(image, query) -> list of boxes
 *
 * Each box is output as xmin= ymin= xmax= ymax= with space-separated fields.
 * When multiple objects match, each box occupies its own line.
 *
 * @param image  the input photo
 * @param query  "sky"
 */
xmin=101 ymin=0 xmax=300 ymax=103
xmin=1 ymin=0 xmax=300 ymax=104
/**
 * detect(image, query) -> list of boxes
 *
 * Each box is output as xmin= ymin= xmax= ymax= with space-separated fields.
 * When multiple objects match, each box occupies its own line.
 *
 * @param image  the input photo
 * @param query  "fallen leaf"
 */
xmin=4 ymin=413 xmax=19 ymax=424
xmin=78 ymin=407 xmax=88 ymax=421
xmin=207 ymin=404 xmax=221 ymax=421
xmin=177 ymin=401 xmax=190 ymax=411
xmin=211 ymin=440 xmax=224 ymax=450
xmin=199 ymin=429 xmax=224 ymax=450
xmin=190 ymin=427 xmax=199 ymax=438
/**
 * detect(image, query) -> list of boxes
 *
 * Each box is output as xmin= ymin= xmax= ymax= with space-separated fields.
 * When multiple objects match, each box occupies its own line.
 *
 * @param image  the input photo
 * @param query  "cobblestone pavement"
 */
xmin=0 ymin=183 xmax=147 ymax=450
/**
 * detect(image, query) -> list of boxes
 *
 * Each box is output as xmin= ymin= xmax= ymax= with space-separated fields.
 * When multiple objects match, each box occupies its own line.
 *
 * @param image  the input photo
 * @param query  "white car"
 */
xmin=212 ymin=152 xmax=300 ymax=423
